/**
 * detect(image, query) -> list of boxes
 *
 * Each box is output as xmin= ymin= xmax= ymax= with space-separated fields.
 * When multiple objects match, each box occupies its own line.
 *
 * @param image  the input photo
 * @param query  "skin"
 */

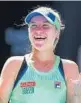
xmin=0 ymin=15 xmax=80 ymax=103
xmin=28 ymin=15 xmax=59 ymax=72
xmin=28 ymin=16 xmax=80 ymax=103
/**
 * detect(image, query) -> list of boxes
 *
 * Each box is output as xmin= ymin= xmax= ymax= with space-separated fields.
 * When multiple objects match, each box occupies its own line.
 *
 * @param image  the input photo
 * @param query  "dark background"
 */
xmin=0 ymin=1 xmax=81 ymax=72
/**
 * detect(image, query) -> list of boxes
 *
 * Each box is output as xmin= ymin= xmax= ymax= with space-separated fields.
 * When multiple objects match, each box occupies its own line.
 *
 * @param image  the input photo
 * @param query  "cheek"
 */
xmin=28 ymin=29 xmax=36 ymax=38
xmin=28 ymin=30 xmax=33 ymax=42
xmin=48 ymin=31 xmax=57 ymax=41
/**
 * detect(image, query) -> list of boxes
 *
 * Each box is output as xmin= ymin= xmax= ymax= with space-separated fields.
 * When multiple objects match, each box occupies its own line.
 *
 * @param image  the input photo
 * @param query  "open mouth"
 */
xmin=34 ymin=36 xmax=47 ymax=40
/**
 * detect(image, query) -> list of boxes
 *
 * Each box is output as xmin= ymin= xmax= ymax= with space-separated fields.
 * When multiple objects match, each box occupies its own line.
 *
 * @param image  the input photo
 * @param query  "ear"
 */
xmin=56 ymin=29 xmax=60 ymax=39
xmin=54 ymin=37 xmax=59 ymax=46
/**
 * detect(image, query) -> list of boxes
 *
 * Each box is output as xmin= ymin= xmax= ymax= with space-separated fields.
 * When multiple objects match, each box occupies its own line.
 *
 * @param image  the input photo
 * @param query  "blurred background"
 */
xmin=0 ymin=1 xmax=81 ymax=73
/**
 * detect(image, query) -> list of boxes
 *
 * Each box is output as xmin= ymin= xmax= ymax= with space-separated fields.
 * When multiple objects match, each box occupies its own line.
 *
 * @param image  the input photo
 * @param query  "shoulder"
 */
xmin=0 ymin=56 xmax=23 ymax=78
xmin=2 ymin=53 xmax=30 ymax=69
xmin=2 ymin=56 xmax=24 ymax=70
xmin=61 ymin=58 xmax=79 ymax=80
xmin=62 ymin=59 xmax=78 ymax=69
xmin=0 ymin=54 xmax=30 ymax=79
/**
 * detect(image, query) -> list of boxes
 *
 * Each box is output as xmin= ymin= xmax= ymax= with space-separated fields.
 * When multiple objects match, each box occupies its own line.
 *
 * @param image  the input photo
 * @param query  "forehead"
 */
xmin=30 ymin=15 xmax=48 ymax=23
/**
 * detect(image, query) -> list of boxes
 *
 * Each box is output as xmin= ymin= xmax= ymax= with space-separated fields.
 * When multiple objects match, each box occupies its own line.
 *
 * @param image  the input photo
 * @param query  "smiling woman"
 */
xmin=28 ymin=15 xmax=58 ymax=51
xmin=0 ymin=6 xmax=81 ymax=103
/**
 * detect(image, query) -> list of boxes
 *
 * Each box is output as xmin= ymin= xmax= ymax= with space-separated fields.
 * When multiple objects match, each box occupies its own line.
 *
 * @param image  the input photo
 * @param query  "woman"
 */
xmin=0 ymin=6 xmax=81 ymax=103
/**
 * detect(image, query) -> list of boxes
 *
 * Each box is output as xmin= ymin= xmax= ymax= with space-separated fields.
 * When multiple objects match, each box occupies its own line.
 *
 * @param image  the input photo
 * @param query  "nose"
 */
xmin=35 ymin=27 xmax=44 ymax=35
xmin=36 ymin=30 xmax=42 ymax=35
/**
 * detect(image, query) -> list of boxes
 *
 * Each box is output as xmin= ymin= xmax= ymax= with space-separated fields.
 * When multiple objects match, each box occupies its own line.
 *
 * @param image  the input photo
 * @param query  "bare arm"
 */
xmin=62 ymin=59 xmax=80 ymax=103
xmin=0 ymin=56 xmax=23 ymax=103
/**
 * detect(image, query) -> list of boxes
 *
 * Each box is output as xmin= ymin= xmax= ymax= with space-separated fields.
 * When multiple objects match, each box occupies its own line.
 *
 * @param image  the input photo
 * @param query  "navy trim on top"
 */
xmin=12 ymin=57 xmax=65 ymax=90
xmin=59 ymin=59 xmax=65 ymax=80
xmin=12 ymin=57 xmax=28 ymax=90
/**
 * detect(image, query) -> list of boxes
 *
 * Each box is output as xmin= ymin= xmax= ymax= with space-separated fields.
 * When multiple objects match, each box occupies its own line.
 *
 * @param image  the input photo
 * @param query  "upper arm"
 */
xmin=0 ymin=56 xmax=23 ymax=103
xmin=62 ymin=59 xmax=79 ymax=81
xmin=62 ymin=59 xmax=80 ymax=102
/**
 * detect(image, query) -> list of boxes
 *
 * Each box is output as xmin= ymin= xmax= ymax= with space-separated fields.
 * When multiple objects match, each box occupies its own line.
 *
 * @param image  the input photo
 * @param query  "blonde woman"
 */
xmin=0 ymin=6 xmax=81 ymax=103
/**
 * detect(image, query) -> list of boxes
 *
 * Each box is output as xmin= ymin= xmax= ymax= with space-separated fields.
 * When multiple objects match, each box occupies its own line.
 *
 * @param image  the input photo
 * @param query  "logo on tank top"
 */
xmin=20 ymin=81 xmax=36 ymax=94
xmin=54 ymin=81 xmax=61 ymax=88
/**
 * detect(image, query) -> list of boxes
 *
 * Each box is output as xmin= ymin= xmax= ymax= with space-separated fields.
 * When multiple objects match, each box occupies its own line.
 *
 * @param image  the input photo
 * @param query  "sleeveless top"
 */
xmin=9 ymin=55 xmax=67 ymax=103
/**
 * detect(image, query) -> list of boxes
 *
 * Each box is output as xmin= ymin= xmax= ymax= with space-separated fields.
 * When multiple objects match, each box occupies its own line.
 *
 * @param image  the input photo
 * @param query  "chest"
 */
xmin=9 ymin=66 xmax=66 ymax=103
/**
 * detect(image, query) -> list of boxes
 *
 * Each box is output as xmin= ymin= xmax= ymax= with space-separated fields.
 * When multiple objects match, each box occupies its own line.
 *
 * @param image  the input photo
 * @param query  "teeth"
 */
xmin=34 ymin=36 xmax=46 ymax=39
xmin=34 ymin=37 xmax=46 ymax=39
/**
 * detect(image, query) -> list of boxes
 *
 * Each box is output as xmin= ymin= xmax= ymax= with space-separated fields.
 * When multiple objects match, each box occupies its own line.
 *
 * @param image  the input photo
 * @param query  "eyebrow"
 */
xmin=29 ymin=21 xmax=49 ymax=24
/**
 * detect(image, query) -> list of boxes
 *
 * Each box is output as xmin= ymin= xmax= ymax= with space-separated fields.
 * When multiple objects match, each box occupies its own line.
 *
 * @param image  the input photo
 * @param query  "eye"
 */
xmin=29 ymin=23 xmax=37 ymax=29
xmin=43 ymin=23 xmax=50 ymax=29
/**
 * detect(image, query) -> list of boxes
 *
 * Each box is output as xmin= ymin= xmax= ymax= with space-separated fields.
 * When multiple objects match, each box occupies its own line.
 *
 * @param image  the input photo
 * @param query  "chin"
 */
xmin=32 ymin=45 xmax=46 ymax=52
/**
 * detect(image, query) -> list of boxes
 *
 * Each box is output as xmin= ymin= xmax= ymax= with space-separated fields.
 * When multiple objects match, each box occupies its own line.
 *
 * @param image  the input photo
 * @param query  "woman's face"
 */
xmin=28 ymin=15 xmax=59 ymax=51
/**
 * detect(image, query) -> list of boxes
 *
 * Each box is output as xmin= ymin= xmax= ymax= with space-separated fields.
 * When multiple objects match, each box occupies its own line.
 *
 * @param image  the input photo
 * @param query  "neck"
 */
xmin=28 ymin=49 xmax=56 ymax=72
xmin=31 ymin=48 xmax=55 ymax=62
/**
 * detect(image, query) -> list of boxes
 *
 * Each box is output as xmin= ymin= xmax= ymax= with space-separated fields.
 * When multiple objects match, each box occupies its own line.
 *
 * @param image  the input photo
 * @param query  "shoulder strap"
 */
xmin=59 ymin=59 xmax=65 ymax=80
xmin=8 ymin=57 xmax=28 ymax=103
xmin=12 ymin=57 xmax=28 ymax=90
